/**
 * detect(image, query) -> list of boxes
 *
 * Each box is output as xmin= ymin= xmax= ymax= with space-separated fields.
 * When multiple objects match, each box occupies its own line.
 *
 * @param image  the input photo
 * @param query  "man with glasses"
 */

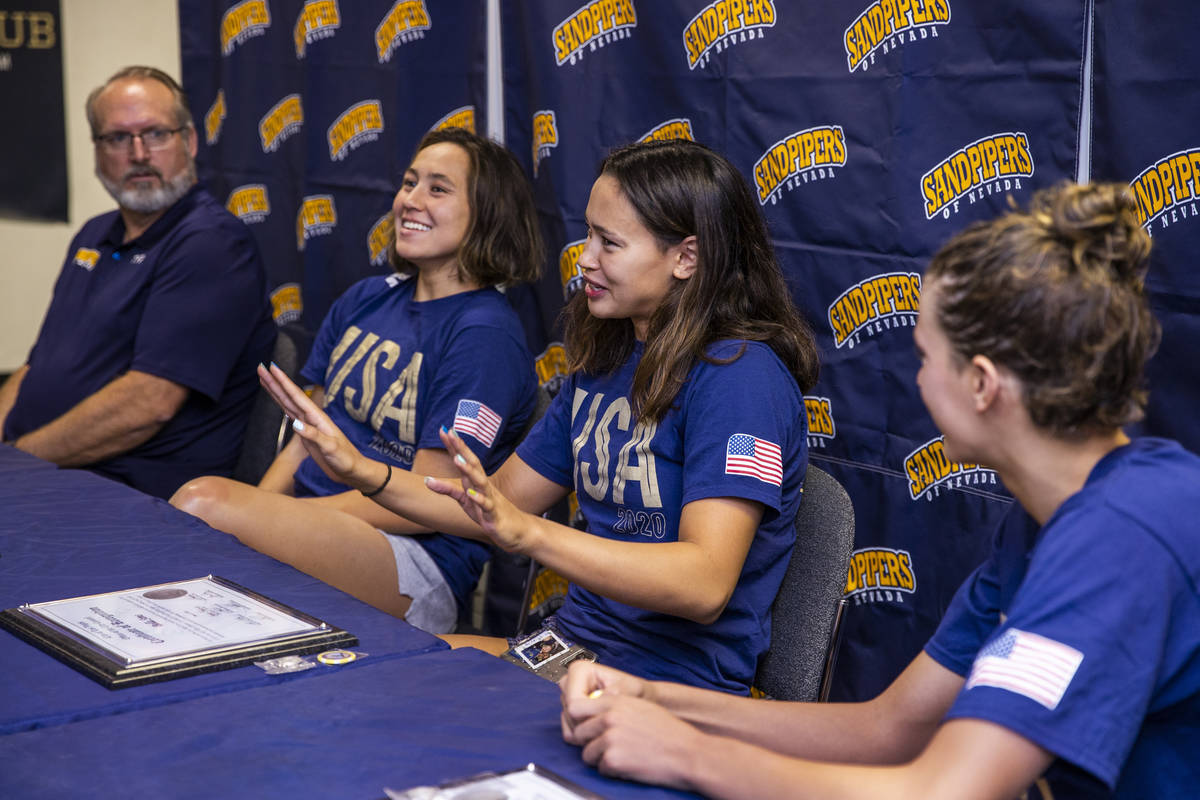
xmin=0 ymin=66 xmax=275 ymax=499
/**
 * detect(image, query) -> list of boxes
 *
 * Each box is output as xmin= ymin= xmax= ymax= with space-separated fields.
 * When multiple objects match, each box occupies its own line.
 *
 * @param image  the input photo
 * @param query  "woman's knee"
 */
xmin=169 ymin=476 xmax=239 ymax=524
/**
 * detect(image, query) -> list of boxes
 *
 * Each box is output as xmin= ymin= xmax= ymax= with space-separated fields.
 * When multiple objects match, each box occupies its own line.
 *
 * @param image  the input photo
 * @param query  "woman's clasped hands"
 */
xmin=558 ymin=660 xmax=708 ymax=789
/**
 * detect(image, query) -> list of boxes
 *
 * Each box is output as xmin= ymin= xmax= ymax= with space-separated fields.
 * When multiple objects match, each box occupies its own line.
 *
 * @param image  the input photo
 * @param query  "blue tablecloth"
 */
xmin=0 ymin=647 xmax=697 ymax=799
xmin=0 ymin=449 xmax=446 ymax=734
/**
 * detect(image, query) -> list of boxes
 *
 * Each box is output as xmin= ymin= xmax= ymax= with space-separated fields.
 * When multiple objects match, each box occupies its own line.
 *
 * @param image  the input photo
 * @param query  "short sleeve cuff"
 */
xmin=681 ymin=479 xmax=783 ymax=514
xmin=514 ymin=441 xmax=572 ymax=489
xmin=128 ymin=358 xmax=221 ymax=402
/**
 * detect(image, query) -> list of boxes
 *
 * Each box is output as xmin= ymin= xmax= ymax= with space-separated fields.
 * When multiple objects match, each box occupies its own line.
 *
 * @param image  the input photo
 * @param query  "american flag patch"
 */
xmin=966 ymin=628 xmax=1083 ymax=710
xmin=724 ymin=433 xmax=783 ymax=486
xmin=453 ymin=399 xmax=502 ymax=447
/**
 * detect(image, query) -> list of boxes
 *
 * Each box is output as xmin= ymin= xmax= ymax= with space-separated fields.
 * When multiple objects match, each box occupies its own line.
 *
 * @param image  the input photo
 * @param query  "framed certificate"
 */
xmin=0 ymin=576 xmax=356 ymax=688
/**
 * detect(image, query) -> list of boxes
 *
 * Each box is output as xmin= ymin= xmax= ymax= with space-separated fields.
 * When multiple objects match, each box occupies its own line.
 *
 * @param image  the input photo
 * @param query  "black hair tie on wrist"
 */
xmin=360 ymin=462 xmax=392 ymax=498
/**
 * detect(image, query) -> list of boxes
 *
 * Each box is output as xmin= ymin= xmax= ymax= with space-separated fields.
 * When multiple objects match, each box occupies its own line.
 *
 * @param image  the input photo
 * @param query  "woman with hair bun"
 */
xmin=557 ymin=182 xmax=1200 ymax=800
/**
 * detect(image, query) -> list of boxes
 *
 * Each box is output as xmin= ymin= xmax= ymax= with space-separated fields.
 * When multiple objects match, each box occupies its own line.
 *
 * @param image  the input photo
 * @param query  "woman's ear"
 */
xmin=969 ymin=354 xmax=1003 ymax=412
xmin=673 ymin=235 xmax=698 ymax=280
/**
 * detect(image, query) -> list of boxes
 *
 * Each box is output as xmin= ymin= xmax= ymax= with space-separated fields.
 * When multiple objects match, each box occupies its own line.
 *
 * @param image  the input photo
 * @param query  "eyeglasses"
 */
xmin=93 ymin=127 xmax=186 ymax=153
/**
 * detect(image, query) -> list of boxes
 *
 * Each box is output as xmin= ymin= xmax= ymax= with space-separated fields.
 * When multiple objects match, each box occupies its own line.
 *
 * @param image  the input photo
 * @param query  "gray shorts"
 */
xmin=382 ymin=532 xmax=458 ymax=634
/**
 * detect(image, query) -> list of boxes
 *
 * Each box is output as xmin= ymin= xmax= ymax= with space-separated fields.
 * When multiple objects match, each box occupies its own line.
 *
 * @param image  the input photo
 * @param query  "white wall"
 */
xmin=0 ymin=0 xmax=180 ymax=371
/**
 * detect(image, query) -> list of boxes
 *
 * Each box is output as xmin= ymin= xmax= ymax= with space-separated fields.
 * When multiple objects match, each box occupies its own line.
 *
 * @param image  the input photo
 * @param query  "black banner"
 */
xmin=0 ymin=0 xmax=67 ymax=222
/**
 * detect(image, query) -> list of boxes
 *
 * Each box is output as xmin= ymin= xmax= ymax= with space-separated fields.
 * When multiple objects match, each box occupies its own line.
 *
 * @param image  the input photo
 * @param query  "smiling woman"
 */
xmin=170 ymin=128 xmax=545 ymax=635
xmin=391 ymin=141 xmax=472 ymax=281
xmin=576 ymin=174 xmax=686 ymax=339
xmin=389 ymin=127 xmax=543 ymax=290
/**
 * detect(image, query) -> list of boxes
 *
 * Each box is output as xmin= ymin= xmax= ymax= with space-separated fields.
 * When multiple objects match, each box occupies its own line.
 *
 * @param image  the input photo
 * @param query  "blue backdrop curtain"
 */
xmin=1091 ymin=0 xmax=1200 ymax=457
xmin=179 ymin=0 xmax=487 ymax=331
xmin=179 ymin=0 xmax=1197 ymax=703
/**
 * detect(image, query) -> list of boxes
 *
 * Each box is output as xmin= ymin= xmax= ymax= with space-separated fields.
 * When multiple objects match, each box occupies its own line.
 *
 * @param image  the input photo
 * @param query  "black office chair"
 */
xmin=755 ymin=463 xmax=856 ymax=702
xmin=232 ymin=322 xmax=313 ymax=485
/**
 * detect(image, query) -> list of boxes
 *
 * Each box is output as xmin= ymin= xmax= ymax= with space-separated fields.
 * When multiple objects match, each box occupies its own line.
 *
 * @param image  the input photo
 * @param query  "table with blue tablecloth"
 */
xmin=0 ymin=447 xmax=447 ymax=734
xmin=0 ymin=646 xmax=695 ymax=799
xmin=0 ymin=448 xmax=697 ymax=798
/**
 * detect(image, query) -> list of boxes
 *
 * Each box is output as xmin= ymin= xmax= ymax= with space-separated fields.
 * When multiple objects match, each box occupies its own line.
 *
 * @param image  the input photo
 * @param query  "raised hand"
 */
xmin=257 ymin=363 xmax=369 ymax=485
xmin=423 ymin=426 xmax=533 ymax=553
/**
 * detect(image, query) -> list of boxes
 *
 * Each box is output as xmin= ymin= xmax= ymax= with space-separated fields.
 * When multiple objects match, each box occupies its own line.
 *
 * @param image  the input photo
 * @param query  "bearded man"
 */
xmin=0 ymin=66 xmax=275 ymax=498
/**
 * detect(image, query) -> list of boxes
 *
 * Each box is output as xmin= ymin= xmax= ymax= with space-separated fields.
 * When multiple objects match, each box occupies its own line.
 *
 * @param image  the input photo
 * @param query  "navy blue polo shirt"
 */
xmin=4 ymin=184 xmax=276 ymax=498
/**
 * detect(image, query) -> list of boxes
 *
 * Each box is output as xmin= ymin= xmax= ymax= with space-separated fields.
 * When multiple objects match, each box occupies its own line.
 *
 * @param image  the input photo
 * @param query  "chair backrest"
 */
xmin=520 ymin=382 xmax=554 ymax=442
xmin=232 ymin=322 xmax=314 ymax=485
xmin=755 ymin=463 xmax=855 ymax=702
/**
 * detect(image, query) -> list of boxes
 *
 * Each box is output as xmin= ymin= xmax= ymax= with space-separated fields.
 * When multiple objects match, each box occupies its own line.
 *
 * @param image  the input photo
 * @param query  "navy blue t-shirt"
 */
xmin=297 ymin=275 xmax=536 ymax=612
xmin=925 ymin=438 xmax=1200 ymax=797
xmin=517 ymin=340 xmax=807 ymax=693
xmin=4 ymin=185 xmax=275 ymax=498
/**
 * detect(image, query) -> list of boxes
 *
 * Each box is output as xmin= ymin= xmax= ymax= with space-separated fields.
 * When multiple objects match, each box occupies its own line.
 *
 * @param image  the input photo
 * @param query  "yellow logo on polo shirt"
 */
xmin=532 ymin=110 xmax=559 ymax=177
xmin=205 ymin=90 xmax=226 ymax=145
xmin=297 ymin=195 xmax=337 ymax=250
xmin=295 ymin=0 xmax=340 ymax=58
xmin=328 ymin=100 xmax=384 ymax=161
xmin=270 ymin=283 xmax=303 ymax=324
xmin=905 ymin=436 xmax=997 ymax=501
xmin=535 ymin=343 xmax=570 ymax=394
xmin=803 ymin=395 xmax=836 ymax=450
xmin=368 ymin=213 xmax=393 ymax=267
xmin=828 ymin=271 xmax=921 ymax=350
xmin=553 ymin=0 xmax=638 ymax=67
xmin=558 ymin=239 xmax=587 ymax=299
xmin=639 ymin=118 xmax=694 ymax=143
xmin=683 ymin=0 xmax=775 ymax=70
xmin=1130 ymin=146 xmax=1200 ymax=236
xmin=73 ymin=248 xmax=100 ymax=271
xmin=844 ymin=547 xmax=916 ymax=605
xmin=921 ymin=131 xmax=1034 ymax=220
xmin=221 ymin=0 xmax=270 ymax=56
xmin=432 ymin=106 xmax=476 ymax=133
xmin=375 ymin=0 xmax=431 ymax=63
xmin=260 ymin=94 xmax=303 ymax=153
xmin=844 ymin=0 xmax=951 ymax=73
xmin=226 ymin=185 xmax=270 ymax=223
xmin=754 ymin=125 xmax=847 ymax=205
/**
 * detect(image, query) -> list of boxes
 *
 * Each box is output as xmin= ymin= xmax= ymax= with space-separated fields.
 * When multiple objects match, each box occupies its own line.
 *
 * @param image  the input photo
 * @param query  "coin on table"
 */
xmin=316 ymin=649 xmax=357 ymax=665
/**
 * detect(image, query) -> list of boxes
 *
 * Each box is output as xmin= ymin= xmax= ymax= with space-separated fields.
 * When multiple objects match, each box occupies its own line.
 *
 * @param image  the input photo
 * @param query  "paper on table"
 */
xmin=28 ymin=577 xmax=320 ymax=664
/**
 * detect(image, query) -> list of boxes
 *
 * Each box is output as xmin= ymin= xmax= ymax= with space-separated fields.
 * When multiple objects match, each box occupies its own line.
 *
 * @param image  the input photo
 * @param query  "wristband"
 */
xmin=360 ymin=462 xmax=392 ymax=498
